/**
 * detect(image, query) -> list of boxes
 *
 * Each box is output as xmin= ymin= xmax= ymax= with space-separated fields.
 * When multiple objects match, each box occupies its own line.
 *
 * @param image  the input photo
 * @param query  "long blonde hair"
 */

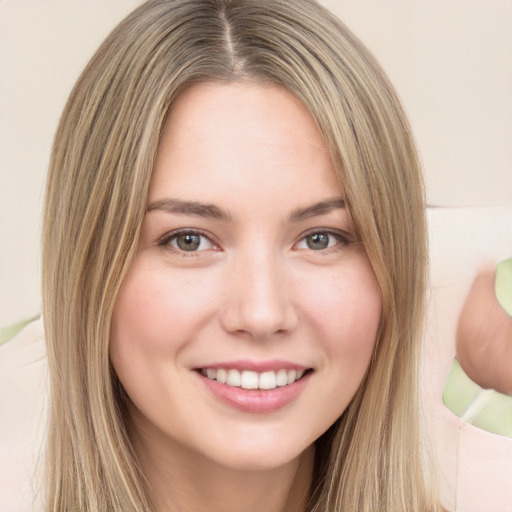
xmin=42 ymin=0 xmax=440 ymax=510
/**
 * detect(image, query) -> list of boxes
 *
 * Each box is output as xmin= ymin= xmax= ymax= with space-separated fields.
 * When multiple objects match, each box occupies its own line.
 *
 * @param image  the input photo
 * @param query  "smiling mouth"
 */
xmin=199 ymin=368 xmax=309 ymax=390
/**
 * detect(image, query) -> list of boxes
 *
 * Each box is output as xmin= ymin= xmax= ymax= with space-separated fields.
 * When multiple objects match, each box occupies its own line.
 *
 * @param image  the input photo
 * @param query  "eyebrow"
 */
xmin=288 ymin=197 xmax=345 ymax=222
xmin=147 ymin=197 xmax=345 ymax=222
xmin=147 ymin=199 xmax=233 ymax=221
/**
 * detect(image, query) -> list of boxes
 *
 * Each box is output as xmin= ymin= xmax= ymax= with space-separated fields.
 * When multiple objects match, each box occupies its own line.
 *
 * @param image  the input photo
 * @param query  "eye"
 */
xmin=159 ymin=230 xmax=216 ymax=253
xmin=295 ymin=230 xmax=348 ymax=251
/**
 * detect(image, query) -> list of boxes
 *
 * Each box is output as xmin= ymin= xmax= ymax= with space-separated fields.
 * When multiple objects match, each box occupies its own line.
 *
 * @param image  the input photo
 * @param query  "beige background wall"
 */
xmin=1 ymin=0 xmax=511 ymax=325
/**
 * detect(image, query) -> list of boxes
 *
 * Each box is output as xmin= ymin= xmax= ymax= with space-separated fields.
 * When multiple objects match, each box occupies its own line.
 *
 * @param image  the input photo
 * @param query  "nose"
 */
xmin=220 ymin=250 xmax=298 ymax=339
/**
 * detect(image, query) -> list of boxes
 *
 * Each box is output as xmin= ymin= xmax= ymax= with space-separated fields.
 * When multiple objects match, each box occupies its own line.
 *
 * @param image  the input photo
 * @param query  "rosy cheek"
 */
xmin=303 ymin=266 xmax=381 ymax=354
xmin=111 ymin=260 xmax=220 ymax=355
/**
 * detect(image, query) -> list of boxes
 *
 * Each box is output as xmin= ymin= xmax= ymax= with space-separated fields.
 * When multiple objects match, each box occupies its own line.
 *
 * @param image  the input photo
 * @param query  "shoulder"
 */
xmin=0 ymin=318 xmax=47 ymax=512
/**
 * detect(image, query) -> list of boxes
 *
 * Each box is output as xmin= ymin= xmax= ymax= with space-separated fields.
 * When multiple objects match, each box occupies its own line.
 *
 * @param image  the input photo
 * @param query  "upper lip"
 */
xmin=194 ymin=359 xmax=311 ymax=372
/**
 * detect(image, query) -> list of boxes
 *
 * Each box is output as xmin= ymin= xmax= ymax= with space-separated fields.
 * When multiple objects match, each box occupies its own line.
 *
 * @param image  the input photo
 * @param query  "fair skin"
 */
xmin=110 ymin=82 xmax=382 ymax=512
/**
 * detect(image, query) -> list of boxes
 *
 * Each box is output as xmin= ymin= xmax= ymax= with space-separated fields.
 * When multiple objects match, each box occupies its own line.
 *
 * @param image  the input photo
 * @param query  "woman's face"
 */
xmin=110 ymin=82 xmax=381 ymax=472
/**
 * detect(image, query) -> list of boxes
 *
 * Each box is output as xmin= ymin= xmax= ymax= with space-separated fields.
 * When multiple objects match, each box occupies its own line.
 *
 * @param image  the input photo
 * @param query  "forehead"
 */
xmin=148 ymin=81 xmax=341 ymax=213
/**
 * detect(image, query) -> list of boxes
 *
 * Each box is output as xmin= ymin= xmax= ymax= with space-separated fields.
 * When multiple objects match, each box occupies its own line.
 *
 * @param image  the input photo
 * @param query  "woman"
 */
xmin=42 ymin=0 xmax=443 ymax=510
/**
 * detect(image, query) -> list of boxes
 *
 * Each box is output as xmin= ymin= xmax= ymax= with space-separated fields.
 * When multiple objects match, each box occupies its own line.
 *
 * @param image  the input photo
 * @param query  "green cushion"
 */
xmin=443 ymin=359 xmax=512 ymax=438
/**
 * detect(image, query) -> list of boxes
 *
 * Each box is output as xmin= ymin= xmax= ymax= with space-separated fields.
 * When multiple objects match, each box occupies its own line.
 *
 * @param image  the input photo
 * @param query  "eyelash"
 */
xmin=157 ymin=229 xmax=219 ymax=256
xmin=295 ymin=228 xmax=353 ymax=253
xmin=157 ymin=228 xmax=356 ymax=256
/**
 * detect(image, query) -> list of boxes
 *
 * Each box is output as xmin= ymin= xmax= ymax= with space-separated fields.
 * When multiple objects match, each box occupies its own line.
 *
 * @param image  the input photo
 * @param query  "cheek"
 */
xmin=304 ymin=263 xmax=381 ymax=345
xmin=109 ymin=261 xmax=221 ymax=415
xmin=109 ymin=263 xmax=223 ymax=410
xmin=111 ymin=262 xmax=217 ymax=356
xmin=110 ymin=267 xmax=168 ymax=401
xmin=300 ymin=262 xmax=382 ymax=387
xmin=278 ymin=265 xmax=381 ymax=446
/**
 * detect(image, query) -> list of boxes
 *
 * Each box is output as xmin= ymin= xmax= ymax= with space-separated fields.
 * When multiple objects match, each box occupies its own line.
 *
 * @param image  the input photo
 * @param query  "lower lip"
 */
xmin=198 ymin=372 xmax=311 ymax=413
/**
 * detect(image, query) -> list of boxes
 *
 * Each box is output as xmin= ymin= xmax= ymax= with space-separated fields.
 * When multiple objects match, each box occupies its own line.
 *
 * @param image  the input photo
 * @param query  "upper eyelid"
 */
xmin=296 ymin=227 xmax=354 ymax=243
xmin=158 ymin=228 xmax=219 ymax=248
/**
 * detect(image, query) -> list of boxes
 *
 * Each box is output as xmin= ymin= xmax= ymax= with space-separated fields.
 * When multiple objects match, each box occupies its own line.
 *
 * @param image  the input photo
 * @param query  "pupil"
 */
xmin=307 ymin=233 xmax=329 ymax=250
xmin=177 ymin=234 xmax=200 ymax=251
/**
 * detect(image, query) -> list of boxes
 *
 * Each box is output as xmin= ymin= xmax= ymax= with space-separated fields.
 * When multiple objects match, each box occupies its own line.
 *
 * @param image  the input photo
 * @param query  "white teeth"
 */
xmin=216 ymin=368 xmax=227 ymax=384
xmin=241 ymin=370 xmax=259 ymax=390
xmin=276 ymin=369 xmax=288 ymax=387
xmin=226 ymin=369 xmax=241 ymax=387
xmin=202 ymin=367 xmax=307 ymax=389
xmin=259 ymin=371 xmax=277 ymax=390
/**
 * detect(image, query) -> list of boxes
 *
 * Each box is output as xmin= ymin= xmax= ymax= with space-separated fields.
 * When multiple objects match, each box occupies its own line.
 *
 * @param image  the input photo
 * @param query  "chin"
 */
xmin=193 ymin=429 xmax=317 ymax=473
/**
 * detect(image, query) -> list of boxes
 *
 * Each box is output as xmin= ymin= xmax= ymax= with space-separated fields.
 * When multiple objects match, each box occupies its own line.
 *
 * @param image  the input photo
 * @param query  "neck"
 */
xmin=130 ymin=420 xmax=314 ymax=512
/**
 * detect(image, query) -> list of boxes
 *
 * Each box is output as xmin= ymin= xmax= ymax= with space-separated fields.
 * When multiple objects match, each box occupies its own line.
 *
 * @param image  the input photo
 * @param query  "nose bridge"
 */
xmin=221 ymin=243 xmax=296 ymax=338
